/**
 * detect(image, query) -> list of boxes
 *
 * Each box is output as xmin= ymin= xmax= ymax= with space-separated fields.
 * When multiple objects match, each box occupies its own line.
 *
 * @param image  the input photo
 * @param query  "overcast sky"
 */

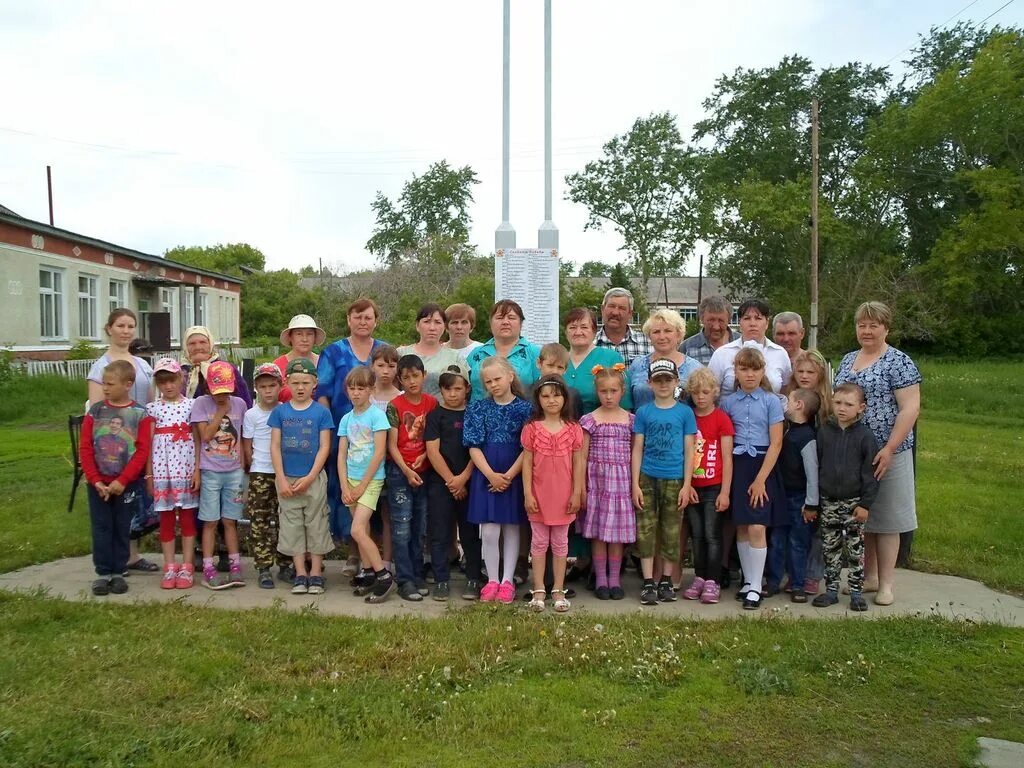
xmin=1 ymin=1 xmax=1021 ymax=275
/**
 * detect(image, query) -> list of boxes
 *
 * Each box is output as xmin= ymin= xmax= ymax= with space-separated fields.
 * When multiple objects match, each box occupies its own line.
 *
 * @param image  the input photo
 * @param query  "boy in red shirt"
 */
xmin=681 ymin=367 xmax=734 ymax=604
xmin=386 ymin=354 xmax=438 ymax=601
xmin=80 ymin=359 xmax=155 ymax=596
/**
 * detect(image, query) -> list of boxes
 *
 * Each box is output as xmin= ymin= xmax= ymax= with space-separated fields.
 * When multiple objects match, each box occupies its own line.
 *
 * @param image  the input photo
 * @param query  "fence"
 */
xmin=18 ymin=346 xmax=281 ymax=379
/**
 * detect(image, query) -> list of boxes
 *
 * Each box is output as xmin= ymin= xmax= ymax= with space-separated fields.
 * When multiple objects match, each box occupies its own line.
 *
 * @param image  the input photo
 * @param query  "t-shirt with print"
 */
xmin=386 ymin=393 xmax=438 ymax=470
xmin=338 ymin=406 xmax=391 ymax=482
xmin=243 ymin=405 xmax=275 ymax=474
xmin=267 ymin=401 xmax=334 ymax=478
xmin=634 ymin=401 xmax=697 ymax=480
xmin=691 ymin=407 xmax=735 ymax=488
xmin=80 ymin=400 xmax=153 ymax=485
xmin=190 ymin=395 xmax=247 ymax=472
xmin=424 ymin=405 xmax=470 ymax=477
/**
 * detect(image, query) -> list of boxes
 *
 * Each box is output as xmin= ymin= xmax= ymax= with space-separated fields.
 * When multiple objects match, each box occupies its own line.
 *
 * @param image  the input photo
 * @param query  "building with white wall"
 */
xmin=0 ymin=207 xmax=242 ymax=359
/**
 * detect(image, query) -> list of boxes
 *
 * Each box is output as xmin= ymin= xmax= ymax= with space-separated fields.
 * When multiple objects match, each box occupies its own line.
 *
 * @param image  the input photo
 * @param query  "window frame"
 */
xmin=39 ymin=266 xmax=66 ymax=341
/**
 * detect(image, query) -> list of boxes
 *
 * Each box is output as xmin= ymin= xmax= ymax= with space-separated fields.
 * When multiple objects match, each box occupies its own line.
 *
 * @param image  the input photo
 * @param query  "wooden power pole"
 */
xmin=809 ymin=98 xmax=820 ymax=349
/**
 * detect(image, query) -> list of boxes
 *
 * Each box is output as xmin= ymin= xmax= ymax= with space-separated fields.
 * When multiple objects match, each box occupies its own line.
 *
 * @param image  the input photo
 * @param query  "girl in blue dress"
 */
xmin=463 ymin=356 xmax=532 ymax=604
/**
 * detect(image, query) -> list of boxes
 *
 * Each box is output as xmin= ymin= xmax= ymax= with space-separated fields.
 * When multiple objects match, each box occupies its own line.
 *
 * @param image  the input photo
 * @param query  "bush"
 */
xmin=66 ymin=339 xmax=101 ymax=361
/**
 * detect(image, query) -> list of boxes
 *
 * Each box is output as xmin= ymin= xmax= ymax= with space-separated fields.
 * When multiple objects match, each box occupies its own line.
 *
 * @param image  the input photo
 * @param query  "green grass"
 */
xmin=0 ymin=373 xmax=85 ymax=425
xmin=0 ymin=593 xmax=1021 ymax=768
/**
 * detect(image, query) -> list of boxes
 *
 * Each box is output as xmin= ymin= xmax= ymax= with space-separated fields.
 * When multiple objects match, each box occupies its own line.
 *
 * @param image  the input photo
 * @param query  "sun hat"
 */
xmin=280 ymin=314 xmax=326 ymax=347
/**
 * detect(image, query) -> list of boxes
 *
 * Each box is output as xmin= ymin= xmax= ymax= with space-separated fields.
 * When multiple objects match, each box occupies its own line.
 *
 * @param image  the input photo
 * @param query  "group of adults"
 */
xmin=85 ymin=283 xmax=921 ymax=604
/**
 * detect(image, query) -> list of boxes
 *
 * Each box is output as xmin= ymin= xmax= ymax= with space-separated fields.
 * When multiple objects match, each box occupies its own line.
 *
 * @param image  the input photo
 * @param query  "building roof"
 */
xmin=567 ymin=276 xmax=732 ymax=306
xmin=0 ymin=209 xmax=243 ymax=285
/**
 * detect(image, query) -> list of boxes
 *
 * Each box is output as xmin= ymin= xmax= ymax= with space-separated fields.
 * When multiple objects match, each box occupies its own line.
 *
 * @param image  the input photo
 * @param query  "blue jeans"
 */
xmin=387 ymin=464 xmax=428 ymax=586
xmin=88 ymin=482 xmax=140 ymax=576
xmin=767 ymin=491 xmax=813 ymax=589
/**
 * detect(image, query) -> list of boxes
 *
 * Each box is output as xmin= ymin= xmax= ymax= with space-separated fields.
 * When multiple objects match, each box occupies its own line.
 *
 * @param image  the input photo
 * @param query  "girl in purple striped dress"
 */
xmin=579 ymin=364 xmax=635 ymax=600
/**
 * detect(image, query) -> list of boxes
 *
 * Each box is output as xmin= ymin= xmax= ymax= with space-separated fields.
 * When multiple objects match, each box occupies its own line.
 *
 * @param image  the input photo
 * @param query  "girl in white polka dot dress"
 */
xmin=146 ymin=359 xmax=201 ymax=589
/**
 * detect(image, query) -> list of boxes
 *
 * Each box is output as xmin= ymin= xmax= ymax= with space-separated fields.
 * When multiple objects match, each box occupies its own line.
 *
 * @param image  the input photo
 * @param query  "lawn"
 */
xmin=0 ymin=364 xmax=1022 ymax=767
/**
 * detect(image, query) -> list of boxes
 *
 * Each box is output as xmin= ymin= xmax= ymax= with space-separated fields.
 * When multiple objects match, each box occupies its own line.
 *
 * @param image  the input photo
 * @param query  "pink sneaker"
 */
xmin=682 ymin=577 xmax=705 ymax=600
xmin=175 ymin=563 xmax=195 ymax=590
xmin=700 ymin=579 xmax=721 ymax=604
xmin=479 ymin=581 xmax=500 ymax=602
xmin=497 ymin=581 xmax=516 ymax=604
xmin=160 ymin=564 xmax=178 ymax=590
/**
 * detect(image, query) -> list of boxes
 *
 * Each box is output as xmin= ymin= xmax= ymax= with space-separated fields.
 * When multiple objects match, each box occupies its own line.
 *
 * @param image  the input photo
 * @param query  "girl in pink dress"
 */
xmin=521 ymin=374 xmax=584 ymax=612
xmin=579 ymin=364 xmax=636 ymax=601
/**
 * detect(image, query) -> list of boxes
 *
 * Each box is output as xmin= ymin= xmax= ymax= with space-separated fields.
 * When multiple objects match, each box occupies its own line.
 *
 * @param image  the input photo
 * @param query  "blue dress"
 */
xmin=463 ymin=396 xmax=532 ymax=524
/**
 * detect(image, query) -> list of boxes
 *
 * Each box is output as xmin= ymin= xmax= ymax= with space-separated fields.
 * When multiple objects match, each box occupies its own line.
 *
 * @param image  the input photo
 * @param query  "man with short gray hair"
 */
xmin=680 ymin=296 xmax=738 ymax=365
xmin=595 ymin=286 xmax=652 ymax=366
xmin=772 ymin=311 xmax=806 ymax=363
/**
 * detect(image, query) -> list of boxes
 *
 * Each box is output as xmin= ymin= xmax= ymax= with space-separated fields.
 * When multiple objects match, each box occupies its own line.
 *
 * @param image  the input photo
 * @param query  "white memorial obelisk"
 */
xmin=495 ymin=0 xmax=515 ymax=252
xmin=537 ymin=0 xmax=558 ymax=251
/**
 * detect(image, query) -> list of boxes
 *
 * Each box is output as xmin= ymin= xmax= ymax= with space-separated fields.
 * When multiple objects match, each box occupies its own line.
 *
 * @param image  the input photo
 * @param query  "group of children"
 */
xmin=83 ymin=336 xmax=879 ymax=613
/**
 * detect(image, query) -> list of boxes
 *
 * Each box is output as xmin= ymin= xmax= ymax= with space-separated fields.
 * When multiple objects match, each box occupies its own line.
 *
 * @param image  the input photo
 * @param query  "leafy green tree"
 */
xmin=164 ymin=243 xmax=266 ymax=276
xmin=565 ymin=113 xmax=700 ymax=282
xmin=366 ymin=161 xmax=480 ymax=267
xmin=237 ymin=269 xmax=325 ymax=343
xmin=575 ymin=260 xmax=609 ymax=277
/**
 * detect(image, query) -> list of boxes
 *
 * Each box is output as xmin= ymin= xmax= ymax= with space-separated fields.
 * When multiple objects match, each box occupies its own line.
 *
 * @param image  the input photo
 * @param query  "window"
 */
xmin=39 ymin=267 xmax=65 ymax=339
xmin=183 ymin=289 xmax=194 ymax=329
xmin=159 ymin=287 xmax=179 ymax=344
xmin=78 ymin=275 xmax=99 ymax=338
xmin=198 ymin=292 xmax=208 ymax=327
xmin=217 ymin=295 xmax=238 ymax=343
xmin=108 ymin=279 xmax=127 ymax=315
xmin=679 ymin=307 xmax=699 ymax=322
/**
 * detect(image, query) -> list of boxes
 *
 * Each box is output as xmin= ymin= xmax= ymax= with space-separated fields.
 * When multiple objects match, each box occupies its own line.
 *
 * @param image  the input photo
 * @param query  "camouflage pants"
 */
xmin=246 ymin=473 xmax=288 ymax=570
xmin=820 ymin=497 xmax=865 ymax=594
xmin=636 ymin=473 xmax=683 ymax=561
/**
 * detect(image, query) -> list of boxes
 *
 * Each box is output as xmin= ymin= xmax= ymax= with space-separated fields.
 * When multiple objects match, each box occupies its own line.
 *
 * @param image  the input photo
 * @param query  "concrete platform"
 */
xmin=977 ymin=738 xmax=1024 ymax=768
xmin=3 ymin=554 xmax=1023 ymax=625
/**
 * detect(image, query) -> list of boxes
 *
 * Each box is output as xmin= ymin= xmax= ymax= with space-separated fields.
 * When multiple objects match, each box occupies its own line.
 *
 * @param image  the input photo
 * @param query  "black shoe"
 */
xmin=609 ymin=586 xmax=625 ymax=600
xmin=657 ymin=580 xmax=677 ymax=602
xmin=462 ymin=579 xmax=481 ymax=601
xmin=216 ymin=554 xmax=230 ymax=573
xmin=108 ymin=575 xmax=129 ymax=594
xmin=565 ymin=587 xmax=577 ymax=599
xmin=366 ymin=574 xmax=397 ymax=603
xmin=742 ymin=592 xmax=762 ymax=610
xmin=586 ymin=571 xmax=597 ymax=592
xmin=278 ymin=564 xmax=296 ymax=584
xmin=353 ymin=572 xmax=378 ymax=597
xmin=595 ymin=586 xmax=610 ymax=600
xmin=513 ymin=559 xmax=528 ymax=586
xmin=351 ymin=568 xmax=374 ymax=588
xmin=432 ymin=582 xmax=450 ymax=601
xmin=91 ymin=577 xmax=110 ymax=596
xmin=849 ymin=592 xmax=868 ymax=612
xmin=812 ymin=591 xmax=839 ymax=608
xmin=415 ymin=579 xmax=430 ymax=596
xmin=764 ymin=585 xmax=781 ymax=598
xmin=735 ymin=583 xmax=751 ymax=601
xmin=399 ymin=581 xmax=423 ymax=602
xmin=640 ymin=582 xmax=658 ymax=605
xmin=719 ymin=567 xmax=732 ymax=589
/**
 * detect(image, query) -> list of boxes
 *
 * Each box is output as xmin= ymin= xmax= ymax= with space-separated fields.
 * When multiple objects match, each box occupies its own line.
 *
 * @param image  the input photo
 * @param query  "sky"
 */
xmin=1 ymin=0 xmax=1021 ymax=276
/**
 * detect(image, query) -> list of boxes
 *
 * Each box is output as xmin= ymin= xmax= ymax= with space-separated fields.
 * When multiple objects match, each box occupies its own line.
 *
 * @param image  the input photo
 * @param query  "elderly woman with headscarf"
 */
xmin=181 ymin=326 xmax=252 ymax=408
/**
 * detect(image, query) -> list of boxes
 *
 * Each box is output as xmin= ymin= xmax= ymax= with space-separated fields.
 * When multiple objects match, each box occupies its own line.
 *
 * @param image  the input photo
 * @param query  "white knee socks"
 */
xmin=480 ymin=523 xmax=501 ymax=582
xmin=500 ymin=524 xmax=520 ymax=584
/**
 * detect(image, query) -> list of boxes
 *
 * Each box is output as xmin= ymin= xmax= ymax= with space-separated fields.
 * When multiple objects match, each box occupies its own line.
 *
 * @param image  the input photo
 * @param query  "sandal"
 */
xmin=529 ymin=589 xmax=546 ymax=612
xmin=552 ymin=588 xmax=571 ymax=613
xmin=125 ymin=557 xmax=159 ymax=572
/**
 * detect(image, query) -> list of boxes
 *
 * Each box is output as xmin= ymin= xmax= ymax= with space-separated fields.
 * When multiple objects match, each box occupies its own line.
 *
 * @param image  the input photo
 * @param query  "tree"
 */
xmin=564 ymin=113 xmax=700 ymax=282
xmin=366 ymin=161 xmax=480 ymax=267
xmin=239 ymin=269 xmax=326 ymax=343
xmin=164 ymin=243 xmax=266 ymax=276
xmin=575 ymin=260 xmax=609 ymax=277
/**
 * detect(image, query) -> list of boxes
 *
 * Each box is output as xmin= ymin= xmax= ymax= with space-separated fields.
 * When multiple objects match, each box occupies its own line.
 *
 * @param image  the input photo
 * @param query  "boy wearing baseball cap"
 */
xmin=190 ymin=360 xmax=249 ymax=590
xmin=631 ymin=358 xmax=697 ymax=605
xmin=243 ymin=363 xmax=294 ymax=588
xmin=269 ymin=358 xmax=336 ymax=595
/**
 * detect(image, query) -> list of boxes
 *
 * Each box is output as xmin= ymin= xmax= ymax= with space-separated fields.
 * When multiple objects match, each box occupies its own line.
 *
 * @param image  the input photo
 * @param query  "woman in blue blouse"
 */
xmin=316 ymin=297 xmax=388 ymax=543
xmin=834 ymin=301 xmax=922 ymax=607
xmin=562 ymin=307 xmax=632 ymax=414
xmin=466 ymin=300 xmax=541 ymax=402
xmin=627 ymin=309 xmax=702 ymax=408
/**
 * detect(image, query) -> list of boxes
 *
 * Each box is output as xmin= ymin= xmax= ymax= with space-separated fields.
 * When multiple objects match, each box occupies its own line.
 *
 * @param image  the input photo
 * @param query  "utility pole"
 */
xmin=46 ymin=166 xmax=54 ymax=225
xmin=495 ymin=0 xmax=516 ymax=251
xmin=809 ymin=98 xmax=820 ymax=349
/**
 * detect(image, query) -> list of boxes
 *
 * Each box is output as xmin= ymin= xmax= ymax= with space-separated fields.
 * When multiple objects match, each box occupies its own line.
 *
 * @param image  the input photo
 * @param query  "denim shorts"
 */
xmin=198 ymin=468 xmax=245 ymax=523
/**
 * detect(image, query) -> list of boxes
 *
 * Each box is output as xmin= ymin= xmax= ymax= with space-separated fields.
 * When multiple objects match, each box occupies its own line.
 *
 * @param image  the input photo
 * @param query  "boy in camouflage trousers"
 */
xmin=804 ymin=383 xmax=879 ymax=612
xmin=242 ymin=363 xmax=293 ymax=588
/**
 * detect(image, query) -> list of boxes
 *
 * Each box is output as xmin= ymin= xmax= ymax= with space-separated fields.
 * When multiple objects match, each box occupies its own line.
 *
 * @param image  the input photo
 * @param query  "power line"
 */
xmin=883 ymin=0 xmax=985 ymax=66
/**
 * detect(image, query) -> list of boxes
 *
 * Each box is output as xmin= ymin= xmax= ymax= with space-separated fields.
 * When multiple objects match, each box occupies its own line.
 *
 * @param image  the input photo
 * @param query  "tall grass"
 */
xmin=0 ymin=374 xmax=86 ymax=426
